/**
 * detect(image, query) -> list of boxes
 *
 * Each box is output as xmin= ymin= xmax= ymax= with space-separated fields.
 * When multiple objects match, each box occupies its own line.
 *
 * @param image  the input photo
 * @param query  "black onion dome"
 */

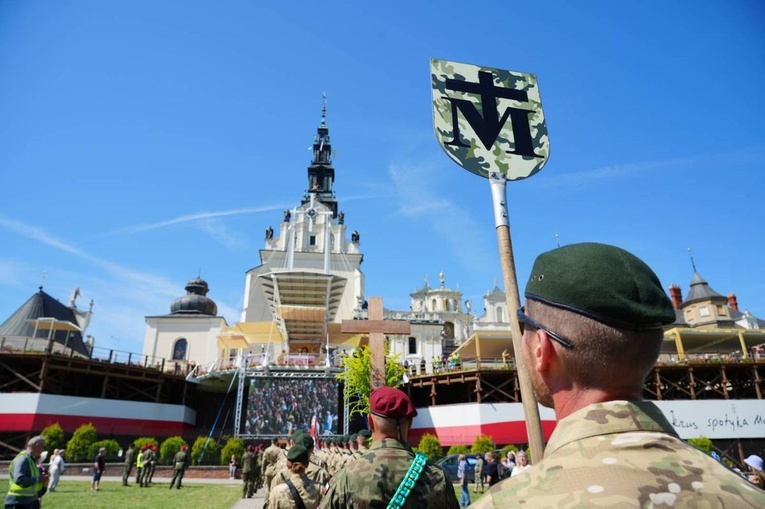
xmin=170 ymin=277 xmax=218 ymax=315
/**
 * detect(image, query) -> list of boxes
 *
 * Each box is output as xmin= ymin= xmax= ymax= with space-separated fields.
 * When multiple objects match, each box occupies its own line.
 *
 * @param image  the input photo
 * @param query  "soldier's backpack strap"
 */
xmin=284 ymin=479 xmax=307 ymax=509
xmin=387 ymin=452 xmax=428 ymax=509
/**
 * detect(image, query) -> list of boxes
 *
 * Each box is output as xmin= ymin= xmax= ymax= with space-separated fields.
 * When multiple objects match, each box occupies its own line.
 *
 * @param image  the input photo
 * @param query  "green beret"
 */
xmin=358 ymin=429 xmax=372 ymax=439
xmin=349 ymin=434 xmax=358 ymax=441
xmin=294 ymin=433 xmax=314 ymax=449
xmin=286 ymin=445 xmax=309 ymax=464
xmin=525 ymin=243 xmax=675 ymax=330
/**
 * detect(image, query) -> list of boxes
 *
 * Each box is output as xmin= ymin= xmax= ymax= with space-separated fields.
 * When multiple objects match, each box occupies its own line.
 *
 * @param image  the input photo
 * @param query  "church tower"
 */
xmin=236 ymin=98 xmax=365 ymax=358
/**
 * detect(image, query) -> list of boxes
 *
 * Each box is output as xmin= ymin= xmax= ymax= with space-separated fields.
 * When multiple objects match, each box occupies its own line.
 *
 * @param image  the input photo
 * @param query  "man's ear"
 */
xmin=532 ymin=329 xmax=554 ymax=373
xmin=367 ymin=414 xmax=375 ymax=432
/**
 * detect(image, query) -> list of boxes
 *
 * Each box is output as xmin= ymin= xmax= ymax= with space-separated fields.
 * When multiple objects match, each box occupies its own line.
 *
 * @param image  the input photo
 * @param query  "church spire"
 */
xmin=303 ymin=93 xmax=338 ymax=217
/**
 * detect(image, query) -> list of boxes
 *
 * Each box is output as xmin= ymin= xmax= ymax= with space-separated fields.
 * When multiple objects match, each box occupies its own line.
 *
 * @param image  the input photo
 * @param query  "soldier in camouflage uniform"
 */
xmin=262 ymin=437 xmax=283 ymax=505
xmin=473 ymin=243 xmax=765 ymax=508
xmin=241 ymin=445 xmax=257 ymax=498
xmin=320 ymin=386 xmax=459 ymax=509
xmin=268 ymin=445 xmax=323 ymax=509
xmin=355 ymin=429 xmax=371 ymax=456
xmin=271 ymin=432 xmax=330 ymax=493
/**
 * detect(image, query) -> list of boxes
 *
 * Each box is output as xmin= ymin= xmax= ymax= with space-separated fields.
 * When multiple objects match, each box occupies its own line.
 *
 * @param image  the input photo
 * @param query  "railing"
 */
xmin=0 ymin=335 xmax=193 ymax=376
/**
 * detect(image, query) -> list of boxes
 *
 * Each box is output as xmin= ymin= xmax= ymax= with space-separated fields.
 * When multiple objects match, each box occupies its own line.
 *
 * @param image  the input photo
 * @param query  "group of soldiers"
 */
xmin=255 ymin=429 xmax=373 ymax=507
xmin=120 ymin=442 xmax=165 ymax=488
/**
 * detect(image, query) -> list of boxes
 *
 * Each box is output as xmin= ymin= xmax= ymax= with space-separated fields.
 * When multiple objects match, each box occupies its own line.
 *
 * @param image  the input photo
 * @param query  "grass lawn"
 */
xmin=453 ymin=484 xmax=489 ymax=506
xmin=0 ymin=480 xmax=243 ymax=509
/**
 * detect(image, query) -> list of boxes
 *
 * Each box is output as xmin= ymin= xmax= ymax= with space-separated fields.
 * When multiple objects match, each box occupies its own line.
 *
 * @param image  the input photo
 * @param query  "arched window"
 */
xmin=431 ymin=299 xmax=437 ymax=311
xmin=408 ymin=337 xmax=417 ymax=355
xmin=496 ymin=306 xmax=504 ymax=323
xmin=172 ymin=338 xmax=188 ymax=360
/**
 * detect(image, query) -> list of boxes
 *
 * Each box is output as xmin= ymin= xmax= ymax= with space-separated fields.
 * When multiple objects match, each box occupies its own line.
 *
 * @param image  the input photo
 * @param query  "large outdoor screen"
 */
xmin=244 ymin=377 xmax=341 ymax=436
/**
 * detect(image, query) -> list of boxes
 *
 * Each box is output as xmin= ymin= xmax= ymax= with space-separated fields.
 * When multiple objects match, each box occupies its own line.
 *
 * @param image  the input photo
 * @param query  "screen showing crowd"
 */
xmin=244 ymin=377 xmax=340 ymax=436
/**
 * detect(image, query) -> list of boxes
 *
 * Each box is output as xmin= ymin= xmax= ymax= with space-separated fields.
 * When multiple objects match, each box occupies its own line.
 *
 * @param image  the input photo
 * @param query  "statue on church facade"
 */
xmin=283 ymin=210 xmax=291 ymax=222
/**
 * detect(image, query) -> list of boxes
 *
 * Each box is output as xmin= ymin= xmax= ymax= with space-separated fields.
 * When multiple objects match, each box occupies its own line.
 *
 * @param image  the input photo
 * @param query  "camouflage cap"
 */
xmin=370 ymin=386 xmax=418 ymax=419
xmin=286 ymin=445 xmax=309 ymax=464
xmin=525 ymin=242 xmax=675 ymax=330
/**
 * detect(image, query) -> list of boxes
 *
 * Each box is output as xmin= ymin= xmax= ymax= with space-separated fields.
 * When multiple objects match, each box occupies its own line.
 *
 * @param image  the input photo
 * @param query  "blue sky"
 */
xmin=1 ymin=1 xmax=763 ymax=355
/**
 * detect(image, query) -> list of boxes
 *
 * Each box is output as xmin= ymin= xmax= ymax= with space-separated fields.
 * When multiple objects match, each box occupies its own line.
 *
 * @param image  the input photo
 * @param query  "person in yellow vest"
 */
xmin=135 ymin=445 xmax=147 ymax=485
xmin=5 ymin=435 xmax=48 ymax=508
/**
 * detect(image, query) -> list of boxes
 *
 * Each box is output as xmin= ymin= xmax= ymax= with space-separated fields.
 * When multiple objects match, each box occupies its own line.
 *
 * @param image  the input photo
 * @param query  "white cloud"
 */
xmin=543 ymin=147 xmax=764 ymax=188
xmin=387 ymin=162 xmax=495 ymax=274
xmin=109 ymin=205 xmax=290 ymax=235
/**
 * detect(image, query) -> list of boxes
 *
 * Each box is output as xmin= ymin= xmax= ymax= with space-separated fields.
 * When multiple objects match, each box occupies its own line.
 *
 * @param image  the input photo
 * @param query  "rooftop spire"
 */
xmin=320 ymin=91 xmax=327 ymax=127
xmin=303 ymin=93 xmax=338 ymax=217
xmin=687 ymin=247 xmax=698 ymax=273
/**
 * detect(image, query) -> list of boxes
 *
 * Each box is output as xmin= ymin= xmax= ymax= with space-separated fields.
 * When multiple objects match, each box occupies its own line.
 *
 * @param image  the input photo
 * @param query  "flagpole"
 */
xmin=489 ymin=172 xmax=545 ymax=458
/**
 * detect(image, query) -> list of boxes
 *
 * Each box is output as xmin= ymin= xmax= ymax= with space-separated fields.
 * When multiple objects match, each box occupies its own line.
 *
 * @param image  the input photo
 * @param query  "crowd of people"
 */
xmin=245 ymin=378 xmax=339 ymax=436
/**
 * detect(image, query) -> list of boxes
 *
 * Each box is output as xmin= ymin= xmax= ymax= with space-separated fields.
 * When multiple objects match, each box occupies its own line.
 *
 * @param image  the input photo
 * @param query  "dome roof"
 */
xmin=170 ymin=277 xmax=218 ymax=316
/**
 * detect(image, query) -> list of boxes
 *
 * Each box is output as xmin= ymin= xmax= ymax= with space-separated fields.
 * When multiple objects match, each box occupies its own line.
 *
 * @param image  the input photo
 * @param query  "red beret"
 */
xmin=370 ymin=386 xmax=417 ymax=419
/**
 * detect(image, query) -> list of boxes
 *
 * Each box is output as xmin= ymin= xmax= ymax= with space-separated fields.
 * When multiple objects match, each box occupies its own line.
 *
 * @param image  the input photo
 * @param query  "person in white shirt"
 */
xmin=48 ymin=449 xmax=66 ymax=492
xmin=509 ymin=450 xmax=530 ymax=477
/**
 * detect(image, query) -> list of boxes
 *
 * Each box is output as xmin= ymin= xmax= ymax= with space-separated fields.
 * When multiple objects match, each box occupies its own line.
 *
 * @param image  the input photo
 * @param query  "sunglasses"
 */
xmin=516 ymin=307 xmax=575 ymax=349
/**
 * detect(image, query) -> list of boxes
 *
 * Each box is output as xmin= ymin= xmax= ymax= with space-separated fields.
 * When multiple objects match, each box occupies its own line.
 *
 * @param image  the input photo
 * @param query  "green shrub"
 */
xmin=687 ymin=436 xmax=714 ymax=455
xmin=88 ymin=439 xmax=121 ymax=461
xmin=470 ymin=434 xmax=495 ymax=455
xmin=41 ymin=422 xmax=65 ymax=452
xmin=160 ymin=436 xmax=189 ymax=465
xmin=447 ymin=445 xmax=470 ymax=455
xmin=192 ymin=436 xmax=217 ymax=466
xmin=65 ymin=423 xmax=97 ymax=462
xmin=133 ymin=437 xmax=159 ymax=456
xmin=220 ymin=437 xmax=245 ymax=466
xmin=417 ymin=433 xmax=444 ymax=462
xmin=500 ymin=444 xmax=519 ymax=456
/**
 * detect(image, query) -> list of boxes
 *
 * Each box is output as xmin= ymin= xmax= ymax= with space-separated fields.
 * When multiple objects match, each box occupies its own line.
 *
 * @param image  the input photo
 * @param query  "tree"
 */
xmin=470 ymin=434 xmax=495 ymax=455
xmin=41 ymin=422 xmax=65 ymax=452
xmin=687 ymin=436 xmax=714 ymax=455
xmin=335 ymin=343 xmax=407 ymax=417
xmin=501 ymin=444 xmax=519 ymax=456
xmin=134 ymin=437 xmax=159 ymax=453
xmin=417 ymin=433 xmax=444 ymax=462
xmin=160 ymin=436 xmax=189 ymax=465
xmin=191 ymin=436 xmax=218 ymax=466
xmin=66 ymin=423 xmax=97 ymax=462
xmin=88 ymin=439 xmax=121 ymax=461
xmin=447 ymin=445 xmax=471 ymax=455
xmin=220 ymin=437 xmax=245 ymax=466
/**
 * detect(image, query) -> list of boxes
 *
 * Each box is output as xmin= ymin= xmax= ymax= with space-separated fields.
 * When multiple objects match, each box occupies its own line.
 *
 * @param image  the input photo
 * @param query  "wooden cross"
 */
xmin=341 ymin=297 xmax=410 ymax=390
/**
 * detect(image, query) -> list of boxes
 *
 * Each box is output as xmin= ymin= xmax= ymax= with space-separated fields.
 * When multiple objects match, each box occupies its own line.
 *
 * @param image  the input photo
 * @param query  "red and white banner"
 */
xmin=0 ymin=393 xmax=195 ymax=435
xmin=409 ymin=400 xmax=765 ymax=446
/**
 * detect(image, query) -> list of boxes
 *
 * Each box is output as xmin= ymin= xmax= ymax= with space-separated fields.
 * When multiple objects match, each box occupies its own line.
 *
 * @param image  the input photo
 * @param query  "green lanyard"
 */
xmin=387 ymin=452 xmax=427 ymax=509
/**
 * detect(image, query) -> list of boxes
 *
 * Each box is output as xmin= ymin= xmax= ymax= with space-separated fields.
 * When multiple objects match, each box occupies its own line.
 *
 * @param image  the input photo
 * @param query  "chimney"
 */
xmin=669 ymin=285 xmax=683 ymax=309
xmin=727 ymin=293 xmax=739 ymax=312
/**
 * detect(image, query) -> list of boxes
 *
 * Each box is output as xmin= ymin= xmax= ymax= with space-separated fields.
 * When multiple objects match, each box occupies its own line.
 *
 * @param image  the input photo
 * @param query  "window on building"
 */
xmin=310 ymin=235 xmax=316 ymax=246
xmin=408 ymin=337 xmax=417 ymax=355
xmin=172 ymin=338 xmax=187 ymax=360
xmin=717 ymin=305 xmax=726 ymax=315
xmin=496 ymin=306 xmax=504 ymax=323
xmin=432 ymin=299 xmax=437 ymax=311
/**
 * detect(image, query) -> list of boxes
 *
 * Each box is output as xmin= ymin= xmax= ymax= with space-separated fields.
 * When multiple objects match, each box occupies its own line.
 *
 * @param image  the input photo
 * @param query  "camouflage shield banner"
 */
xmin=431 ymin=59 xmax=550 ymax=180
